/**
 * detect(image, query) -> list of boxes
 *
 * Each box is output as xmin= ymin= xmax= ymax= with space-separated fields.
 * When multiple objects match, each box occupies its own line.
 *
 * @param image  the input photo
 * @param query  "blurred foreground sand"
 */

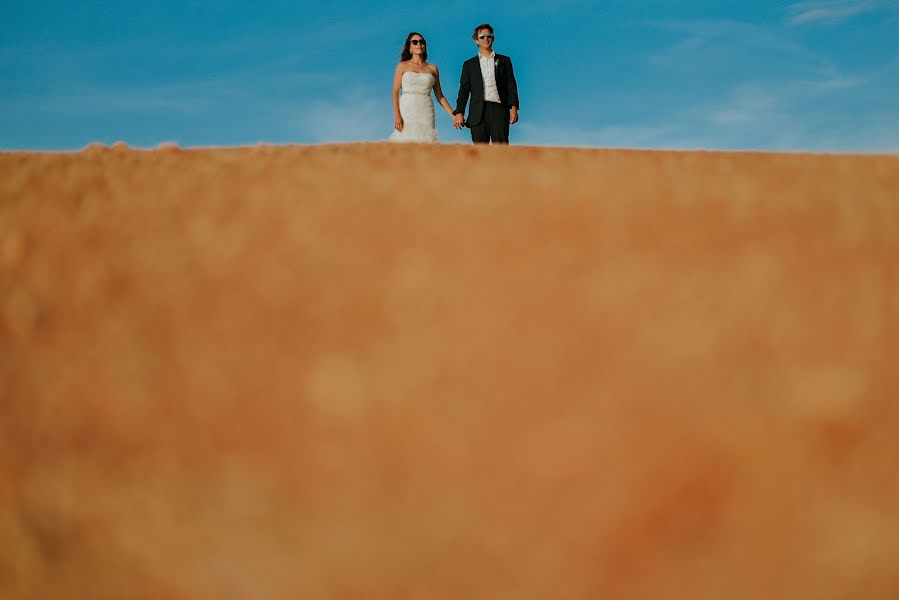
xmin=1 ymin=143 xmax=899 ymax=599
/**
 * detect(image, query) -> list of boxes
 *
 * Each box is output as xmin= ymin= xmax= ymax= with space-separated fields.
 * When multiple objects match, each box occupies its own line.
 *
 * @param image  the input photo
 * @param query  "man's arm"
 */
xmin=454 ymin=61 xmax=470 ymax=121
xmin=505 ymin=57 xmax=519 ymax=109
xmin=505 ymin=57 xmax=519 ymax=125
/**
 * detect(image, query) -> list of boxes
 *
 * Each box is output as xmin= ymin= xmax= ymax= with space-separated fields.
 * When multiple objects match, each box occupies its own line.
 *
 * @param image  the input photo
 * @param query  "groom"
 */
xmin=453 ymin=23 xmax=520 ymax=144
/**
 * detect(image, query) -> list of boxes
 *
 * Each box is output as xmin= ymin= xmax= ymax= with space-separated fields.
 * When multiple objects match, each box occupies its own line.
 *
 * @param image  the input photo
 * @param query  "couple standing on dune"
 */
xmin=389 ymin=23 xmax=519 ymax=145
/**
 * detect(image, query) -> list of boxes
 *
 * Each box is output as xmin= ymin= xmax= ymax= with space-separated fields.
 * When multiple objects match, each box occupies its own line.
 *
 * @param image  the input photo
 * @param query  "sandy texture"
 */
xmin=2 ymin=143 xmax=899 ymax=599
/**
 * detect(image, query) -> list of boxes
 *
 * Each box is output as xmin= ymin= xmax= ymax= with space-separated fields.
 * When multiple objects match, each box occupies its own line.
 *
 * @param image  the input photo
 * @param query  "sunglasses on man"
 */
xmin=411 ymin=39 xmax=426 ymax=46
xmin=478 ymin=34 xmax=495 ymax=40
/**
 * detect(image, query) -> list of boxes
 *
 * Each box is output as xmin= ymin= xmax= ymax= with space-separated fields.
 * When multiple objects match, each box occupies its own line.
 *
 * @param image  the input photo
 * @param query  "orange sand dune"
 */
xmin=2 ymin=143 xmax=898 ymax=599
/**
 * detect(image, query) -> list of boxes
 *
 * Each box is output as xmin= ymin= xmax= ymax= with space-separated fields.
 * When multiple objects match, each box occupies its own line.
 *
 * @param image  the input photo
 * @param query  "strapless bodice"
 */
xmin=401 ymin=71 xmax=435 ymax=95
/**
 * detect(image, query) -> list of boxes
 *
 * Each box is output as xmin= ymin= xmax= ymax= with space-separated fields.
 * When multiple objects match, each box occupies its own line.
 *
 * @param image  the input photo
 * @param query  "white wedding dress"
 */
xmin=389 ymin=72 xmax=440 ymax=143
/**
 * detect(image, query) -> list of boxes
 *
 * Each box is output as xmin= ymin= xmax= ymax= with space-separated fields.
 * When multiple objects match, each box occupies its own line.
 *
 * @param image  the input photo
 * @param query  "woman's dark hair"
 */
xmin=400 ymin=32 xmax=428 ymax=62
xmin=472 ymin=23 xmax=494 ymax=40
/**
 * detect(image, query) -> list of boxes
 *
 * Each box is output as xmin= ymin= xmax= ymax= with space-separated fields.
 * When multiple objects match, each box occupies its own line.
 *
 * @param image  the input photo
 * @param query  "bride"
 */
xmin=389 ymin=32 xmax=455 ymax=143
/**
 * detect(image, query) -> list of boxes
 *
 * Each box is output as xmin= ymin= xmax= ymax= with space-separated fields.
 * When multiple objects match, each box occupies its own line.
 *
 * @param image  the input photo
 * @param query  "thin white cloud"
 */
xmin=648 ymin=19 xmax=834 ymax=71
xmin=27 ymin=70 xmax=340 ymax=117
xmin=33 ymin=81 xmax=224 ymax=115
xmin=294 ymin=88 xmax=391 ymax=143
xmin=786 ymin=0 xmax=882 ymax=25
xmin=802 ymin=74 xmax=866 ymax=91
xmin=700 ymin=83 xmax=801 ymax=147
xmin=635 ymin=14 xmax=896 ymax=151
xmin=680 ymin=78 xmax=899 ymax=151
xmin=515 ymin=69 xmax=899 ymax=153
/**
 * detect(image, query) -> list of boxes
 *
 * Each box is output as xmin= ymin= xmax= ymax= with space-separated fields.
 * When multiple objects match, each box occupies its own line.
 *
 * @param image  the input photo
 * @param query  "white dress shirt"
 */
xmin=478 ymin=51 xmax=501 ymax=104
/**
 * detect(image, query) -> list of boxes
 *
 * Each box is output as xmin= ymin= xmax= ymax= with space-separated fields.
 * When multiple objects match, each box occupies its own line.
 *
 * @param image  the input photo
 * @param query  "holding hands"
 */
xmin=451 ymin=108 xmax=516 ymax=129
xmin=390 ymin=25 xmax=519 ymax=142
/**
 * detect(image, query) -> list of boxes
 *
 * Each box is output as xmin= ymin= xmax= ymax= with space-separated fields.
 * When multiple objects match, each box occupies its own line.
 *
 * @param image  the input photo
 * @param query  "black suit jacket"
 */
xmin=454 ymin=54 xmax=519 ymax=127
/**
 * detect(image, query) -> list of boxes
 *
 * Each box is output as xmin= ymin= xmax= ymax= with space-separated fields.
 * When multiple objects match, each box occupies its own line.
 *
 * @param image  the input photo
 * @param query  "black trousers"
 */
xmin=470 ymin=102 xmax=510 ymax=144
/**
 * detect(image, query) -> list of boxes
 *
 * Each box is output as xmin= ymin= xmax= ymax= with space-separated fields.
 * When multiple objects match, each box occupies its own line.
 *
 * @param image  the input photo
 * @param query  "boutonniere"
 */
xmin=494 ymin=58 xmax=501 ymax=67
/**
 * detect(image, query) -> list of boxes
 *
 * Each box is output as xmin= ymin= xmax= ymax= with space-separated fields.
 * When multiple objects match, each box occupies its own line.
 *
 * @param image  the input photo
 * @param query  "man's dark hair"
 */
xmin=472 ymin=23 xmax=494 ymax=40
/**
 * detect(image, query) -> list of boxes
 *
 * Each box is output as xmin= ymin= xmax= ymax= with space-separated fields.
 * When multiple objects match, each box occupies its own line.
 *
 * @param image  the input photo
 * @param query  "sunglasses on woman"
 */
xmin=478 ymin=34 xmax=494 ymax=40
xmin=411 ymin=39 xmax=426 ymax=46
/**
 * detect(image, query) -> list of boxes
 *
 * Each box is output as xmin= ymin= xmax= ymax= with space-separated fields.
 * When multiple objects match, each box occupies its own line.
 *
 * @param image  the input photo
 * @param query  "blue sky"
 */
xmin=2 ymin=0 xmax=898 ymax=151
